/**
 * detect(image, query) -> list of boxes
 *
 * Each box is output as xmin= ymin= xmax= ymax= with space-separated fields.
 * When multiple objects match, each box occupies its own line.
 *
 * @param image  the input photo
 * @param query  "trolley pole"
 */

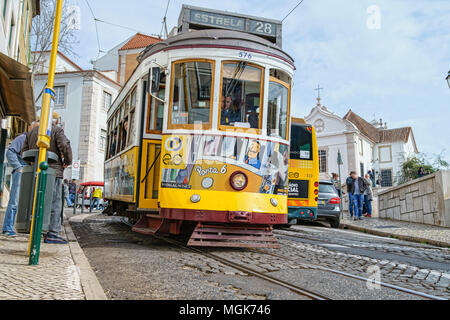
xmin=28 ymin=0 xmax=64 ymax=258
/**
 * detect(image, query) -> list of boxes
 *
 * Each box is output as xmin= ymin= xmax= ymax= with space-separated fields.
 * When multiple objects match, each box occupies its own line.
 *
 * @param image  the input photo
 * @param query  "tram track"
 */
xmin=119 ymin=217 xmax=446 ymax=300
xmin=276 ymin=228 xmax=450 ymax=271
xmin=119 ymin=217 xmax=329 ymax=300
xmin=251 ymin=247 xmax=446 ymax=301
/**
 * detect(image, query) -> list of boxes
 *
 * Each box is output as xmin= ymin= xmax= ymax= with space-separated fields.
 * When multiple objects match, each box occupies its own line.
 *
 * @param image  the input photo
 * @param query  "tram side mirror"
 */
xmin=148 ymin=67 xmax=161 ymax=94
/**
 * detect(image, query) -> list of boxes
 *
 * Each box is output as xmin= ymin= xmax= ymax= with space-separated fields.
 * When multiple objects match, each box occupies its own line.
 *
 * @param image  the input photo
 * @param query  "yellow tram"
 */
xmin=104 ymin=6 xmax=295 ymax=247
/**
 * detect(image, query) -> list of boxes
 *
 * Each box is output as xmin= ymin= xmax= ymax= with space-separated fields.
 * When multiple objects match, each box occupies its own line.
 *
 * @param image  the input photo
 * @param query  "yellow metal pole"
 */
xmin=28 ymin=0 xmax=64 ymax=255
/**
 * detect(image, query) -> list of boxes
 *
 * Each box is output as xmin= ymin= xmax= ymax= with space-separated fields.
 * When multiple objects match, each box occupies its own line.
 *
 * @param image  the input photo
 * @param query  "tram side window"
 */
xmin=147 ymin=71 xmax=166 ymax=133
xmin=170 ymin=61 xmax=213 ymax=127
xmin=109 ymin=113 xmax=118 ymax=158
xmin=220 ymin=62 xmax=263 ymax=129
xmin=267 ymin=80 xmax=289 ymax=140
xmin=128 ymin=88 xmax=137 ymax=146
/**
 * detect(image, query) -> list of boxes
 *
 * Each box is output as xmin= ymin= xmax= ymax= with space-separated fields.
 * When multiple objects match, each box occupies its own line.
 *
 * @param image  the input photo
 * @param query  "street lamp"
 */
xmin=446 ymin=70 xmax=450 ymax=89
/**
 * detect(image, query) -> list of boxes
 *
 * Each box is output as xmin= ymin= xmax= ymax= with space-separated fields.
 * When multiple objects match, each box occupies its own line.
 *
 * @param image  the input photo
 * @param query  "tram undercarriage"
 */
xmin=107 ymin=202 xmax=282 ymax=248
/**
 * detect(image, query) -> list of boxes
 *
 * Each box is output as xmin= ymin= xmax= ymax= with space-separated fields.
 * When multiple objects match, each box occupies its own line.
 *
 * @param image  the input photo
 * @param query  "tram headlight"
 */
xmin=229 ymin=171 xmax=248 ymax=191
xmin=190 ymin=194 xmax=201 ymax=203
xmin=201 ymin=177 xmax=214 ymax=189
xmin=270 ymin=198 xmax=278 ymax=207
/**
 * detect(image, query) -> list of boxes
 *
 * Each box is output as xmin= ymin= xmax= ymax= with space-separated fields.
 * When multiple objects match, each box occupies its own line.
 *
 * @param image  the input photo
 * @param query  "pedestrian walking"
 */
xmin=69 ymin=179 xmax=77 ymax=204
xmin=345 ymin=173 xmax=354 ymax=218
xmin=331 ymin=173 xmax=341 ymax=196
xmin=63 ymin=179 xmax=73 ymax=207
xmin=91 ymin=187 xmax=102 ymax=211
xmin=22 ymin=112 xmax=72 ymax=244
xmin=363 ymin=174 xmax=373 ymax=218
xmin=348 ymin=171 xmax=369 ymax=220
xmin=2 ymin=121 xmax=40 ymax=237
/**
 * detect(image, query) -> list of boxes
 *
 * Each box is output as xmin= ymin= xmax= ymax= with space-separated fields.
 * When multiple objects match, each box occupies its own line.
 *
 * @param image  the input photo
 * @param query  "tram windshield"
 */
xmin=170 ymin=61 xmax=213 ymax=127
xmin=220 ymin=62 xmax=263 ymax=129
xmin=267 ymin=80 xmax=289 ymax=140
xmin=290 ymin=125 xmax=313 ymax=161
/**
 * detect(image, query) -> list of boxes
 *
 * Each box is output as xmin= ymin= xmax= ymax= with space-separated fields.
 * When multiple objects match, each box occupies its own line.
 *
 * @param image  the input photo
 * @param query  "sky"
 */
xmin=63 ymin=0 xmax=449 ymax=162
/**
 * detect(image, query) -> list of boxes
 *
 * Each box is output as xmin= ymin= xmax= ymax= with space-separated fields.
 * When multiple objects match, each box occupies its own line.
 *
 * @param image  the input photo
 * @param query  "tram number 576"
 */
xmin=239 ymin=52 xmax=253 ymax=60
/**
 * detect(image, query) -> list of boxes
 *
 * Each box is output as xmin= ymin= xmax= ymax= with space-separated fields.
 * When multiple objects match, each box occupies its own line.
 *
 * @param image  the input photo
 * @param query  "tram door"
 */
xmin=138 ymin=83 xmax=164 ymax=211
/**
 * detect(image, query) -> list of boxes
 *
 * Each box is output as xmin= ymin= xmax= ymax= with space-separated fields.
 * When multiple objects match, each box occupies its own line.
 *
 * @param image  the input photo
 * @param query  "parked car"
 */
xmin=317 ymin=180 xmax=342 ymax=228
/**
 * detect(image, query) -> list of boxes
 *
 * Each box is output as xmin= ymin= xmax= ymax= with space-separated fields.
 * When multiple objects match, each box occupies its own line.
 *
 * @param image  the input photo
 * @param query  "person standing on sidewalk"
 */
xmin=22 ymin=112 xmax=72 ymax=244
xmin=345 ymin=173 xmax=355 ymax=218
xmin=363 ymin=173 xmax=373 ymax=218
xmin=348 ymin=171 xmax=368 ymax=220
xmin=2 ymin=121 xmax=40 ymax=237
xmin=91 ymin=187 xmax=102 ymax=211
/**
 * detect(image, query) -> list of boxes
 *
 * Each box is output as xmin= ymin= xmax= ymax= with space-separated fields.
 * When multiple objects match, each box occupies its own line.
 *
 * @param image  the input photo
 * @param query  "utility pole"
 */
xmin=337 ymin=149 xmax=343 ymax=219
xmin=28 ymin=0 xmax=64 ymax=265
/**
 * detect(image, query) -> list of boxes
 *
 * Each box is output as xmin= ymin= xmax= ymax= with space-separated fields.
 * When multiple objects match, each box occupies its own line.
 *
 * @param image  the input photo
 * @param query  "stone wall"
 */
xmin=378 ymin=170 xmax=450 ymax=227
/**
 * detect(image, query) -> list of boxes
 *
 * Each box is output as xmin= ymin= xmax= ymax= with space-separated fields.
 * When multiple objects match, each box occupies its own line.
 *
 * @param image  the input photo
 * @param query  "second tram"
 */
xmin=103 ymin=6 xmax=295 ymax=248
xmin=287 ymin=118 xmax=319 ymax=224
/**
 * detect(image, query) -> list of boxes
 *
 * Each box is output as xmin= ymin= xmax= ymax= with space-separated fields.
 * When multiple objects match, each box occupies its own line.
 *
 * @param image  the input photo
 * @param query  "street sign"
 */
xmin=178 ymin=5 xmax=283 ymax=47
xmin=72 ymin=160 xmax=80 ymax=180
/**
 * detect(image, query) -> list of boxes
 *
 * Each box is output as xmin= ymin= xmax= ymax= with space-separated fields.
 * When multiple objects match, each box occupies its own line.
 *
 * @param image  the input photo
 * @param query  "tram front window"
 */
xmin=220 ymin=62 xmax=263 ymax=129
xmin=170 ymin=61 xmax=213 ymax=127
xmin=267 ymin=80 xmax=289 ymax=140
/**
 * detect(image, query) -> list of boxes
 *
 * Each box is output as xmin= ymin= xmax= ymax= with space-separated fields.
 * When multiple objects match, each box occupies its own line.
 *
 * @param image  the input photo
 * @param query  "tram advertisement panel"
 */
xmin=160 ymin=134 xmax=289 ymax=195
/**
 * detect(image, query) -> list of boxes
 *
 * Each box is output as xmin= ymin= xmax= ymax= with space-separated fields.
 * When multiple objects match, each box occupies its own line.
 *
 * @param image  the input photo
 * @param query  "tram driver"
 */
xmin=221 ymin=95 xmax=241 ymax=126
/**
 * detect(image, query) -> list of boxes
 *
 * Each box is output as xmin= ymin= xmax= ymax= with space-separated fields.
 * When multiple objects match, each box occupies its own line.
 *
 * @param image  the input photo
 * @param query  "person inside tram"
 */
xmin=121 ymin=119 xmax=128 ymax=150
xmin=221 ymin=95 xmax=243 ymax=126
xmin=110 ymin=130 xmax=117 ymax=157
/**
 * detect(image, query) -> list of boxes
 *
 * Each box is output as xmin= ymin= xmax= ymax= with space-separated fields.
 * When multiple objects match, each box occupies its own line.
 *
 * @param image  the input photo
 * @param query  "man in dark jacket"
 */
xmin=345 ymin=174 xmax=355 ymax=218
xmin=348 ymin=171 xmax=369 ymax=220
xmin=22 ymin=112 xmax=72 ymax=244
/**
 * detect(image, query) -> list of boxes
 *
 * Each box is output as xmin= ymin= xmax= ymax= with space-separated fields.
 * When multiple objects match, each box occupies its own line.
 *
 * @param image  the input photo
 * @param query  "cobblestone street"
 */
xmin=69 ymin=213 xmax=449 ymax=300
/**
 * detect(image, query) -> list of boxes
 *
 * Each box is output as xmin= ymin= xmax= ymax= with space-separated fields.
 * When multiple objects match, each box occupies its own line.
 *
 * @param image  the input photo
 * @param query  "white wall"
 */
xmin=33 ymin=73 xmax=83 ymax=167
xmin=0 ymin=0 xmax=21 ymax=58
xmin=32 ymin=51 xmax=80 ymax=73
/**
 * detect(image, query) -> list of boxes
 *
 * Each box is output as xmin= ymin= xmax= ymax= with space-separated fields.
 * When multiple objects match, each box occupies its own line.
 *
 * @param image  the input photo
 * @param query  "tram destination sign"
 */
xmin=178 ymin=5 xmax=282 ymax=47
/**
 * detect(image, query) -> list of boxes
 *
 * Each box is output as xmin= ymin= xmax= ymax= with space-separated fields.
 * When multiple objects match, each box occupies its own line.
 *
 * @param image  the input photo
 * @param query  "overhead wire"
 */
xmin=159 ymin=0 xmax=171 ymax=39
xmin=282 ymin=0 xmax=306 ymax=22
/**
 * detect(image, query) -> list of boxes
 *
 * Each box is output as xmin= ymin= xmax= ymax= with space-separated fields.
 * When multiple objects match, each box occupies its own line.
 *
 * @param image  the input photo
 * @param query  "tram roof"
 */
xmin=139 ymin=29 xmax=295 ymax=68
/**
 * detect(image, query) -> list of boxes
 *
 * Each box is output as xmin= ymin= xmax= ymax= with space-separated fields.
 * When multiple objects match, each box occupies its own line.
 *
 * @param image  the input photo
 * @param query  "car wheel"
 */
xmin=329 ymin=218 xmax=340 ymax=229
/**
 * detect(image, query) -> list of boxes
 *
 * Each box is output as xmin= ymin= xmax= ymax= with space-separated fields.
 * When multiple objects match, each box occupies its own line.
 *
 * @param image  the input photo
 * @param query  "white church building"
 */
xmin=304 ymin=98 xmax=418 ymax=187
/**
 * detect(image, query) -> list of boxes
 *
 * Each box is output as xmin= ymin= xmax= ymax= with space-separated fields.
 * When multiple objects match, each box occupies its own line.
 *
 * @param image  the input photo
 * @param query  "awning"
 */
xmin=0 ymin=52 xmax=36 ymax=124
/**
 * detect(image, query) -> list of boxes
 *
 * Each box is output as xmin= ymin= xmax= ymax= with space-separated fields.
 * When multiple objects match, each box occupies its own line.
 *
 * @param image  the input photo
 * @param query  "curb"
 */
xmin=340 ymin=222 xmax=450 ymax=248
xmin=63 ymin=218 xmax=108 ymax=300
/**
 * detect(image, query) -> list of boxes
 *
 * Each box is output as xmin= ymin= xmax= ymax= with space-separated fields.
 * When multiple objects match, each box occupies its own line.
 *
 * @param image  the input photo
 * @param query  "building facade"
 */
xmin=0 ymin=0 xmax=39 ymax=207
xmin=93 ymin=32 xmax=161 ymax=85
xmin=33 ymin=51 xmax=120 ymax=182
xmin=304 ymin=98 xmax=418 ymax=187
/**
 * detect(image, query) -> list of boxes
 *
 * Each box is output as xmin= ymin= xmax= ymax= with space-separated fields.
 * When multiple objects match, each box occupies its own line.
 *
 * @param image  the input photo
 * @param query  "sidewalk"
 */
xmin=341 ymin=215 xmax=450 ymax=248
xmin=0 ymin=208 xmax=107 ymax=300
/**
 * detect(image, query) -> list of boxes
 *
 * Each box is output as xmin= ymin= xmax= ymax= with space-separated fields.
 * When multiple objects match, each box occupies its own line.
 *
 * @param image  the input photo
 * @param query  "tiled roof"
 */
xmin=379 ymin=127 xmax=412 ymax=143
xmin=119 ymin=33 xmax=161 ymax=51
xmin=343 ymin=110 xmax=380 ymax=143
xmin=343 ymin=110 xmax=414 ymax=144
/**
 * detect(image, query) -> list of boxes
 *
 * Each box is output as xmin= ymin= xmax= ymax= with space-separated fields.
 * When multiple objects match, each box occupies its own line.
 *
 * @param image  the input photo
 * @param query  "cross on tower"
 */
xmin=315 ymin=84 xmax=323 ymax=99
